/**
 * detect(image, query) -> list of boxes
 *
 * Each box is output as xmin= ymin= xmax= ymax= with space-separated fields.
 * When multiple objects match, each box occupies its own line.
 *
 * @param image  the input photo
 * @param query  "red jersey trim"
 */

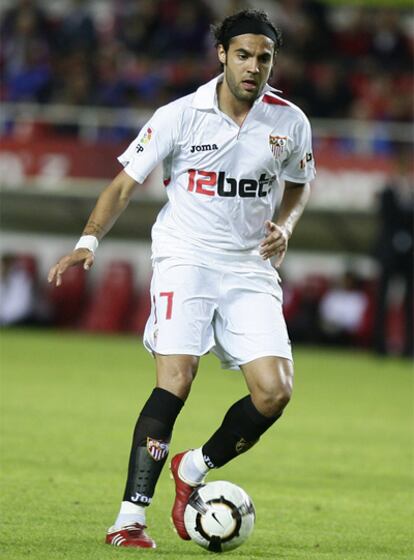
xmin=262 ymin=94 xmax=289 ymax=106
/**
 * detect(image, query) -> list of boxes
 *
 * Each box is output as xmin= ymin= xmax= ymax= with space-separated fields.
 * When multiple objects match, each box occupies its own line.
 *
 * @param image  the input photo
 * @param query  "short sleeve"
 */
xmin=118 ymin=103 xmax=181 ymax=184
xmin=280 ymin=114 xmax=316 ymax=183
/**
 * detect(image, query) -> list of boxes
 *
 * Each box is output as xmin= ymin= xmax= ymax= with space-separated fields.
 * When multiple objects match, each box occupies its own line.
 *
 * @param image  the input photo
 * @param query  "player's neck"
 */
xmin=217 ymin=81 xmax=253 ymax=127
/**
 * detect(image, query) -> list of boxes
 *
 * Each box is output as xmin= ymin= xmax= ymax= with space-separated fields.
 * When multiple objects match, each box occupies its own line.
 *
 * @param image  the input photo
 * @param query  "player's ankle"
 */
xmin=180 ymin=448 xmax=210 ymax=485
xmin=113 ymin=501 xmax=146 ymax=529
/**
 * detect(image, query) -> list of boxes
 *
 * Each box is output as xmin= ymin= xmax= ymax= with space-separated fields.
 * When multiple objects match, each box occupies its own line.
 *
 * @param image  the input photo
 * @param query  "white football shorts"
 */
xmin=143 ymin=257 xmax=293 ymax=370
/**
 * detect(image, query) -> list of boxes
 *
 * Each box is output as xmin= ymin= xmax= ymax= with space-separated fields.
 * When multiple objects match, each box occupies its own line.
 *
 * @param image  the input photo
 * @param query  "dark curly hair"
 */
xmin=211 ymin=9 xmax=283 ymax=55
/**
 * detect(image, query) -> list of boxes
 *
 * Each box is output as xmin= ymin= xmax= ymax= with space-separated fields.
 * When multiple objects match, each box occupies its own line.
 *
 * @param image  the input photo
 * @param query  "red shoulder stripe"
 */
xmin=262 ymin=94 xmax=289 ymax=106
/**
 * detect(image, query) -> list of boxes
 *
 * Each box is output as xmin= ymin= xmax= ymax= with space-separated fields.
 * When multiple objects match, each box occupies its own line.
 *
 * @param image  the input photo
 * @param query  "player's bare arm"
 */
xmin=260 ymin=180 xmax=311 ymax=265
xmin=48 ymin=170 xmax=138 ymax=287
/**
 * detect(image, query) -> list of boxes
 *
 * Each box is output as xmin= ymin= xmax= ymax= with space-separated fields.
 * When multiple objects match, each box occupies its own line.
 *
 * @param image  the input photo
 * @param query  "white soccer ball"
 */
xmin=184 ymin=480 xmax=256 ymax=552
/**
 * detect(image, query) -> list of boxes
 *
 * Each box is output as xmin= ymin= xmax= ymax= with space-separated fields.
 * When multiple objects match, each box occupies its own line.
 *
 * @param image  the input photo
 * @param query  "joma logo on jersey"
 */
xmin=190 ymin=143 xmax=218 ymax=153
xmin=187 ymin=169 xmax=274 ymax=198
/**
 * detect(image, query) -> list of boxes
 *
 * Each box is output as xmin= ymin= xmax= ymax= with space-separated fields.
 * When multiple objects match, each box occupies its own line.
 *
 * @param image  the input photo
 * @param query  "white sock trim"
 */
xmin=119 ymin=501 xmax=145 ymax=515
xmin=112 ymin=501 xmax=146 ymax=530
xmin=192 ymin=447 xmax=210 ymax=475
xmin=180 ymin=448 xmax=210 ymax=485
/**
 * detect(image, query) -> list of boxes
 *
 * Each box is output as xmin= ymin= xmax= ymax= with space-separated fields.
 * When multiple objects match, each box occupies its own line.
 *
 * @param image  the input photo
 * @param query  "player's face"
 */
xmin=219 ymin=34 xmax=275 ymax=103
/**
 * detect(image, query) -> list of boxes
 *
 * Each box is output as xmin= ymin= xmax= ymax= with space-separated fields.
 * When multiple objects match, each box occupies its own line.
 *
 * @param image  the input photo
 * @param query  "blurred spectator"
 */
xmin=370 ymin=9 xmax=412 ymax=71
xmin=333 ymin=7 xmax=373 ymax=63
xmin=318 ymin=271 xmax=369 ymax=346
xmin=306 ymin=63 xmax=353 ymax=119
xmin=55 ymin=0 xmax=97 ymax=57
xmin=52 ymin=51 xmax=94 ymax=105
xmin=0 ymin=0 xmax=412 ymax=125
xmin=285 ymin=275 xmax=329 ymax=344
xmin=1 ymin=0 xmax=53 ymax=102
xmin=373 ymin=148 xmax=414 ymax=357
xmin=115 ymin=0 xmax=160 ymax=56
xmin=152 ymin=0 xmax=213 ymax=58
xmin=284 ymin=0 xmax=332 ymax=64
xmin=0 ymin=253 xmax=35 ymax=326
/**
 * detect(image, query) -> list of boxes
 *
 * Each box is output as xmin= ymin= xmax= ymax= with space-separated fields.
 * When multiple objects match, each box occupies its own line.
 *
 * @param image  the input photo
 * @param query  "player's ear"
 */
xmin=217 ymin=44 xmax=227 ymax=66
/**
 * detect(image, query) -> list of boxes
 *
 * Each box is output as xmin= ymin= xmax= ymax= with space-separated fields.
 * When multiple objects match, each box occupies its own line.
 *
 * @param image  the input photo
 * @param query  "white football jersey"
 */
xmin=119 ymin=74 xmax=315 ymax=269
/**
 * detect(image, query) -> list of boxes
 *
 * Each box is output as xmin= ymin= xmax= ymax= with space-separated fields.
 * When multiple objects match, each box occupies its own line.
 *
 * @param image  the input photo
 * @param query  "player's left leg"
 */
xmin=202 ymin=355 xmax=292 ymax=465
xmin=176 ymin=356 xmax=292 ymax=474
xmin=171 ymin=271 xmax=294 ymax=539
xmin=171 ymin=357 xmax=292 ymax=539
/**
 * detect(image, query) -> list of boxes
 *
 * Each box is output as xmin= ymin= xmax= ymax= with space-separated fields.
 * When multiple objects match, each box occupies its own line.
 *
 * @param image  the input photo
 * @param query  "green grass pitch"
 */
xmin=1 ymin=329 xmax=413 ymax=559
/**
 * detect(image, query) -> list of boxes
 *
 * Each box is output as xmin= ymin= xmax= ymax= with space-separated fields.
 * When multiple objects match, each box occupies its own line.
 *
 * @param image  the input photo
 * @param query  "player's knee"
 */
xmin=272 ymin=381 xmax=292 ymax=412
xmin=169 ymin=364 xmax=197 ymax=389
xmin=156 ymin=354 xmax=199 ymax=400
xmin=252 ymin=374 xmax=293 ymax=417
xmin=258 ymin=386 xmax=291 ymax=416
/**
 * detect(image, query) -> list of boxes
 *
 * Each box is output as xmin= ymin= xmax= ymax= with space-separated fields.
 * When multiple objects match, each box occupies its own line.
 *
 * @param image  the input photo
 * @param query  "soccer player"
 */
xmin=48 ymin=9 xmax=315 ymax=549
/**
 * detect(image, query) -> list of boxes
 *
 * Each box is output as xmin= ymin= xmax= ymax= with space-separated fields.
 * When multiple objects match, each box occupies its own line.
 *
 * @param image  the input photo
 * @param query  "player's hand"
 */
xmin=47 ymin=249 xmax=94 ymax=287
xmin=259 ymin=220 xmax=289 ymax=268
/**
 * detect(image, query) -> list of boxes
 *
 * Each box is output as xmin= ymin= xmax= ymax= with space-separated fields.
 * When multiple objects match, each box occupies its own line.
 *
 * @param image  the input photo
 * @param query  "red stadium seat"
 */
xmin=282 ymin=283 xmax=302 ymax=323
xmin=48 ymin=265 xmax=87 ymax=327
xmin=128 ymin=288 xmax=152 ymax=335
xmin=302 ymin=274 xmax=330 ymax=300
xmin=14 ymin=254 xmax=38 ymax=279
xmin=80 ymin=260 xmax=134 ymax=333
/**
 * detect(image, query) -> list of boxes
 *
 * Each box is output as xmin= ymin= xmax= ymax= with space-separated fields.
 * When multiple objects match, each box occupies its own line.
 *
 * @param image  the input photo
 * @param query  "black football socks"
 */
xmin=123 ymin=387 xmax=184 ymax=506
xmin=202 ymin=395 xmax=282 ymax=468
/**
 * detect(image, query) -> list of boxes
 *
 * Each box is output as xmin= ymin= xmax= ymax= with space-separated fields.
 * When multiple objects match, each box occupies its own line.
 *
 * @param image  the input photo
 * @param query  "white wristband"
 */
xmin=75 ymin=235 xmax=99 ymax=254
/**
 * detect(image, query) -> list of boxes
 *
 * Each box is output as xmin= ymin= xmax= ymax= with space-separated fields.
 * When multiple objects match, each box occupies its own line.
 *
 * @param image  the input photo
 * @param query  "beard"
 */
xmin=224 ymin=65 xmax=262 ymax=103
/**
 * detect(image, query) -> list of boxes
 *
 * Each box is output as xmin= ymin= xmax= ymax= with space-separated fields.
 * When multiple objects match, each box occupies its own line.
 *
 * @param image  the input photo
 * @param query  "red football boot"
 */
xmin=105 ymin=522 xmax=156 ymax=548
xmin=170 ymin=451 xmax=200 ymax=540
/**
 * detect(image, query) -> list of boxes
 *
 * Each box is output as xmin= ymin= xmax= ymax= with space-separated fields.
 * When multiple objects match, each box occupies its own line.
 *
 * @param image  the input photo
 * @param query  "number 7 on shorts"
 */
xmin=159 ymin=291 xmax=174 ymax=320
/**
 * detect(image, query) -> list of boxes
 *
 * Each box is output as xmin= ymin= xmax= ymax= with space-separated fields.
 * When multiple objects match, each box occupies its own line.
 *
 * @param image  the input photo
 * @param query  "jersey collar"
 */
xmin=192 ymin=74 xmax=281 ymax=111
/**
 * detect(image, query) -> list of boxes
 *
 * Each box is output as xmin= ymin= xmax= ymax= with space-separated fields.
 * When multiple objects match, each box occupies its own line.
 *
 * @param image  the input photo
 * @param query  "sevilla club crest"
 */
xmin=147 ymin=437 xmax=169 ymax=461
xmin=269 ymin=134 xmax=288 ymax=159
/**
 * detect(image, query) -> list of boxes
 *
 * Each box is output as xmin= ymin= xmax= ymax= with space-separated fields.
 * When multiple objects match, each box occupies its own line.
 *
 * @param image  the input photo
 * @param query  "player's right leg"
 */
xmin=107 ymin=258 xmax=218 ymax=548
xmin=106 ymin=354 xmax=198 ymax=548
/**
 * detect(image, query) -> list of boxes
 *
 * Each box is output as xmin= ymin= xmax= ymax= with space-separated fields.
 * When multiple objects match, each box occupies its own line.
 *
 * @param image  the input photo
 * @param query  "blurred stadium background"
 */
xmin=0 ymin=0 xmax=413 ymax=356
xmin=1 ymin=2 xmax=413 ymax=559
